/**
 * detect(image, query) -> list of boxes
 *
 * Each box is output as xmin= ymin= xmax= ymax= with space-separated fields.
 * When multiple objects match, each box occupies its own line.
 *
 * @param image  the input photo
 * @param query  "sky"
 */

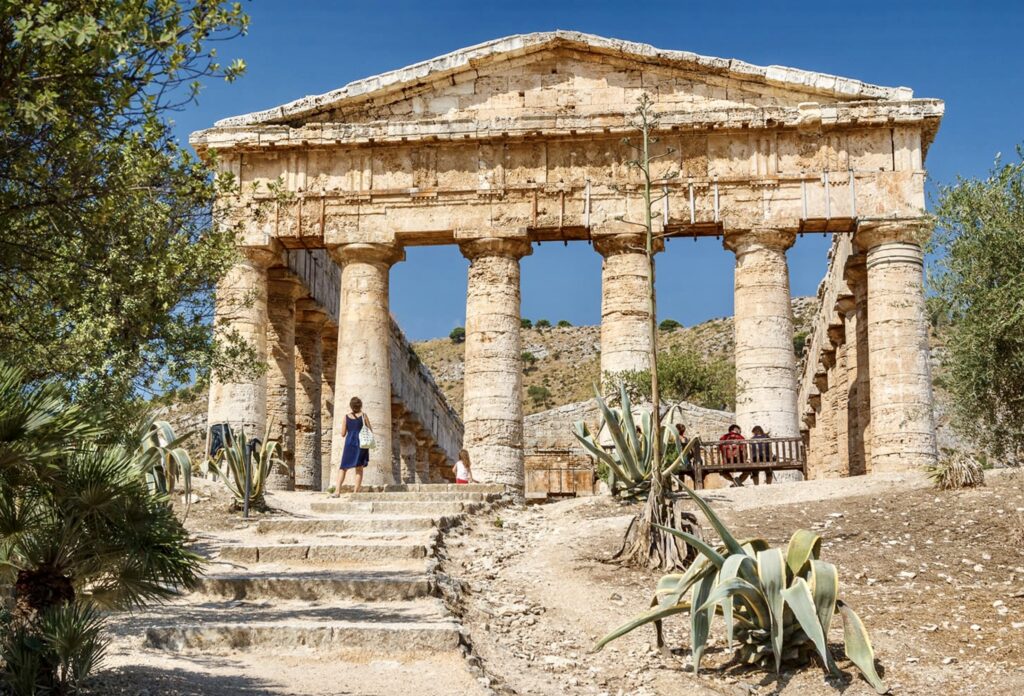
xmin=172 ymin=1 xmax=1024 ymax=340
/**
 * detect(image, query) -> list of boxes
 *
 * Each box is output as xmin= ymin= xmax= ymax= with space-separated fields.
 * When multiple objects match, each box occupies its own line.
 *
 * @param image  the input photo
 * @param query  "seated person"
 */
xmin=750 ymin=425 xmax=774 ymax=485
xmin=718 ymin=424 xmax=752 ymax=486
xmin=668 ymin=423 xmax=696 ymax=487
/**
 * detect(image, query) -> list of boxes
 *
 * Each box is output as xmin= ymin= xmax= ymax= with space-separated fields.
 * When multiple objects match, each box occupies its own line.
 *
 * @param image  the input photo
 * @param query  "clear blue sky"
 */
xmin=173 ymin=1 xmax=1023 ymax=340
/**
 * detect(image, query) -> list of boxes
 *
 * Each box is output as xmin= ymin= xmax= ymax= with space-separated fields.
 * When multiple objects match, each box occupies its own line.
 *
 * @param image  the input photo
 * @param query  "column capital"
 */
xmin=723 ymin=227 xmax=797 ymax=254
xmin=295 ymin=298 xmax=329 ymax=326
xmin=266 ymin=267 xmax=306 ymax=301
xmin=240 ymin=242 xmax=284 ymax=269
xmin=835 ymin=295 xmax=856 ymax=317
xmin=827 ymin=323 xmax=846 ymax=347
xmin=844 ymin=253 xmax=868 ymax=285
xmin=329 ymin=242 xmax=405 ymax=267
xmin=592 ymin=232 xmax=663 ymax=257
xmin=459 ymin=237 xmax=533 ymax=261
xmin=855 ymin=218 xmax=931 ymax=252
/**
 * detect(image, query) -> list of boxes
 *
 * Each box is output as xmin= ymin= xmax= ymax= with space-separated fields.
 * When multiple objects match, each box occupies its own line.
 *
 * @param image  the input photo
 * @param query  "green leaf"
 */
xmin=594 ymin=602 xmax=692 ymax=651
xmin=690 ymin=569 xmax=716 ymax=674
xmin=757 ymin=548 xmax=787 ymax=673
xmin=653 ymin=525 xmax=724 ymax=569
xmin=655 ymin=554 xmax=714 ymax=608
xmin=786 ymin=529 xmax=822 ymax=577
xmin=673 ymin=485 xmax=746 ymax=556
xmin=781 ymin=577 xmax=840 ymax=676
xmin=809 ymin=560 xmax=839 ymax=637
xmin=838 ymin=601 xmax=888 ymax=694
xmin=696 ymin=576 xmax=769 ymax=629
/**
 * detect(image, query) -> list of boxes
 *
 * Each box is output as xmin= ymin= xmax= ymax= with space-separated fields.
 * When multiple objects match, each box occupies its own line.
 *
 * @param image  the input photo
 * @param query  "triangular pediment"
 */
xmin=212 ymin=31 xmax=920 ymax=130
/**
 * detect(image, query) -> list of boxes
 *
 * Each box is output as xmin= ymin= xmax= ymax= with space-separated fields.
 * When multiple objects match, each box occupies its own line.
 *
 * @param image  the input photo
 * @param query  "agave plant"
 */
xmin=925 ymin=448 xmax=984 ymax=490
xmin=595 ymin=485 xmax=886 ymax=694
xmin=136 ymin=417 xmax=194 ymax=499
xmin=573 ymin=384 xmax=695 ymax=500
xmin=205 ymin=424 xmax=283 ymax=511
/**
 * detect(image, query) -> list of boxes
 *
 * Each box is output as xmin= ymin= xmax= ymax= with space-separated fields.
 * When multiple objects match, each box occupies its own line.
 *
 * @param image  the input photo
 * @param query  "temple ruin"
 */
xmin=191 ymin=31 xmax=942 ymax=490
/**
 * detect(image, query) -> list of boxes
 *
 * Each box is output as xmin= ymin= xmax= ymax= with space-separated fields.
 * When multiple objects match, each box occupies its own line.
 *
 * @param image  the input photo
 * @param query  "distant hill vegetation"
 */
xmin=413 ymin=297 xmax=819 ymax=417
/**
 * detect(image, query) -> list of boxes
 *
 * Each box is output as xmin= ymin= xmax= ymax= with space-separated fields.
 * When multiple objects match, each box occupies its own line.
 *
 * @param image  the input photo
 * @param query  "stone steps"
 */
xmin=218 ymin=536 xmax=435 ymax=564
xmin=334 ymin=483 xmax=505 ymax=494
xmin=338 ymin=491 xmax=498 ymax=503
xmin=140 ymin=599 xmax=459 ymax=654
xmin=195 ymin=568 xmax=433 ymax=601
xmin=309 ymin=500 xmax=482 ymax=515
xmin=256 ymin=514 xmax=457 ymax=535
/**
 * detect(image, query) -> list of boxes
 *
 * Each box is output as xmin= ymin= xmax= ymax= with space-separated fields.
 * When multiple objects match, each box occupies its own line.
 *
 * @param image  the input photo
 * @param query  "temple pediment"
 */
xmin=195 ymin=32 xmax=941 ymax=150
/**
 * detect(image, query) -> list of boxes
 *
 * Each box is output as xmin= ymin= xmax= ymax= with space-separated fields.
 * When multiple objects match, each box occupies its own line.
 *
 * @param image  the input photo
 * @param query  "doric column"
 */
xmin=846 ymin=256 xmax=872 ymax=473
xmin=415 ymin=435 xmax=431 ymax=483
xmin=827 ymin=319 xmax=850 ymax=477
xmin=265 ymin=269 xmax=305 ymax=491
xmin=320 ymin=325 xmax=337 ymax=490
xmin=724 ymin=229 xmax=800 ymax=438
xmin=837 ymin=286 xmax=865 ymax=476
xmin=399 ymin=429 xmax=418 ymax=484
xmin=593 ymin=233 xmax=662 ymax=381
xmin=329 ymin=243 xmax=405 ymax=487
xmin=391 ymin=405 xmax=405 ymax=485
xmin=817 ymin=354 xmax=840 ymax=478
xmin=429 ymin=448 xmax=448 ymax=483
xmin=294 ymin=300 xmax=326 ymax=490
xmin=857 ymin=220 xmax=936 ymax=472
xmin=208 ymin=247 xmax=279 ymax=441
xmin=460 ymin=237 xmax=533 ymax=489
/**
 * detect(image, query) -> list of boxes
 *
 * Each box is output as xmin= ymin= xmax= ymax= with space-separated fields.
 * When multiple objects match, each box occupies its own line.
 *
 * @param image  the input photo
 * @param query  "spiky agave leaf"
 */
xmin=838 ymin=601 xmax=887 ymax=694
xmin=785 ymin=529 xmax=822 ymax=576
xmin=781 ymin=578 xmax=840 ymax=677
xmin=757 ymin=548 xmax=788 ymax=673
xmin=673 ymin=484 xmax=746 ymax=556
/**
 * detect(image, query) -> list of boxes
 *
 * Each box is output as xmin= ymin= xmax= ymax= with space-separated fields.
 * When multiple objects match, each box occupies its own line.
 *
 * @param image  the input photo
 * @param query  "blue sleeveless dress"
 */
xmin=339 ymin=414 xmax=370 ymax=470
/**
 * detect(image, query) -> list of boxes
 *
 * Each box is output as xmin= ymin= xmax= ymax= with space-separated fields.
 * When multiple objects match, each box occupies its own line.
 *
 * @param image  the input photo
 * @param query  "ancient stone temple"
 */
xmin=192 ymin=31 xmax=942 ymax=490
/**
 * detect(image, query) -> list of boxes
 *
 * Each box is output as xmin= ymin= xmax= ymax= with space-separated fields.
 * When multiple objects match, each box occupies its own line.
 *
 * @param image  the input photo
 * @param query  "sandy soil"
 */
xmin=444 ymin=469 xmax=1024 ymax=696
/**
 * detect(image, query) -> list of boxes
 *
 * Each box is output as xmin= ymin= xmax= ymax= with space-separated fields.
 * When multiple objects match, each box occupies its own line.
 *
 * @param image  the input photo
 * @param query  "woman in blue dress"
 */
xmin=330 ymin=396 xmax=373 ymax=496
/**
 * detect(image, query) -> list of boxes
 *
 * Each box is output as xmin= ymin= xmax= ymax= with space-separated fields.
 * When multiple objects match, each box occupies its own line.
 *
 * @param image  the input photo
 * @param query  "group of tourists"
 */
xmin=669 ymin=422 xmax=775 ymax=487
xmin=328 ymin=396 xmax=475 ymax=495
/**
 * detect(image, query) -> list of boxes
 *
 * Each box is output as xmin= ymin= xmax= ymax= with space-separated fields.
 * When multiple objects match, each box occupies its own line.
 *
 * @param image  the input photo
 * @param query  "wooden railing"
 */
xmin=689 ymin=436 xmax=807 ymax=489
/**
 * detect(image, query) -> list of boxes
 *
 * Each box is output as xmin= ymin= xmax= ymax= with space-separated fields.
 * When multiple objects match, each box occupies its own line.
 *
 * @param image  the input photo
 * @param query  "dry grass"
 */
xmin=926 ymin=449 xmax=986 ymax=490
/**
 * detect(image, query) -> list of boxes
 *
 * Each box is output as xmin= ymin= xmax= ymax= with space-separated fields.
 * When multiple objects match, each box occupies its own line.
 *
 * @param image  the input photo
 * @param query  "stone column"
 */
xmin=837 ymin=291 xmax=865 ymax=476
xmin=329 ymin=243 xmax=404 ymax=486
xmin=846 ymin=257 xmax=872 ymax=473
xmin=415 ymin=435 xmax=431 ymax=483
xmin=429 ymin=448 xmax=448 ymax=483
xmin=399 ymin=429 xmax=418 ymax=484
xmin=828 ymin=321 xmax=850 ymax=477
xmin=294 ymin=300 xmax=326 ymax=490
xmin=208 ymin=247 xmax=278 ymax=442
xmin=811 ymin=366 xmax=833 ymax=479
xmin=724 ymin=229 xmax=800 ymax=438
xmin=593 ymin=233 xmax=661 ymax=381
xmin=857 ymin=221 xmax=937 ymax=472
xmin=265 ymin=269 xmax=305 ymax=491
xmin=391 ymin=405 xmax=405 ymax=485
xmin=320 ymin=326 xmax=337 ymax=490
xmin=460 ymin=237 xmax=533 ymax=489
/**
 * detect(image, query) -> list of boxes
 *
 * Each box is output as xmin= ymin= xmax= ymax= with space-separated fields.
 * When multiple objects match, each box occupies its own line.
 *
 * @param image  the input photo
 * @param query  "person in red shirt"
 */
xmin=718 ymin=424 xmax=751 ymax=486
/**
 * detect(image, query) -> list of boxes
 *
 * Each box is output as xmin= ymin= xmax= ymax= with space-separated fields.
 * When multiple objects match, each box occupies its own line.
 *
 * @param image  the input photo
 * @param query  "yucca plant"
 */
xmin=136 ymin=417 xmax=194 ymax=500
xmin=205 ymin=424 xmax=283 ymax=511
xmin=925 ymin=448 xmax=985 ymax=490
xmin=573 ymin=384 xmax=696 ymax=501
xmin=595 ymin=485 xmax=886 ymax=694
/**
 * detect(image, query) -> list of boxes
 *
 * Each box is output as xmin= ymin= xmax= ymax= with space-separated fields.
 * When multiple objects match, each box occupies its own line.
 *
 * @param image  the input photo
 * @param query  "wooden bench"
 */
xmin=685 ymin=436 xmax=807 ymax=490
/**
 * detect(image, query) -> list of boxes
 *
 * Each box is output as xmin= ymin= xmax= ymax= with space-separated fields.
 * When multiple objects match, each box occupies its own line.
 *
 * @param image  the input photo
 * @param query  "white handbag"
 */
xmin=358 ymin=424 xmax=376 ymax=450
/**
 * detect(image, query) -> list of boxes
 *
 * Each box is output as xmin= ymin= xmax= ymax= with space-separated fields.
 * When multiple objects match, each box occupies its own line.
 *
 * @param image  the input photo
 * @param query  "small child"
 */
xmin=453 ymin=449 xmax=476 ymax=484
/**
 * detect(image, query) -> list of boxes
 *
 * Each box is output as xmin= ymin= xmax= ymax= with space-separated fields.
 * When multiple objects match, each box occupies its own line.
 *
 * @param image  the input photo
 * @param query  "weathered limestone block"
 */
xmin=294 ymin=301 xmax=326 ymax=490
xmin=724 ymin=229 xmax=799 ymax=439
xmin=265 ymin=269 xmax=305 ymax=491
xmin=320 ymin=326 xmax=337 ymax=489
xmin=208 ymin=248 xmax=278 ymax=440
xmin=838 ymin=289 xmax=865 ymax=477
xmin=460 ymin=237 xmax=533 ymax=489
xmin=329 ymin=243 xmax=405 ymax=486
xmin=858 ymin=221 xmax=937 ymax=472
xmin=593 ymin=233 xmax=661 ymax=381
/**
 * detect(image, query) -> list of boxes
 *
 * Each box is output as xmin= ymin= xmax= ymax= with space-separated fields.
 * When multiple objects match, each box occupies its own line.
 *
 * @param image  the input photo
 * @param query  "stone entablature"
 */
xmin=200 ymin=32 xmax=942 ymax=489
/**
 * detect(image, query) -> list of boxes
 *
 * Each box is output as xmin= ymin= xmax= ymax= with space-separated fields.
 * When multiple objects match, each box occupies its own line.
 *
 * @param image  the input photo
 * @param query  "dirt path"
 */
xmin=444 ymin=470 xmax=1024 ymax=695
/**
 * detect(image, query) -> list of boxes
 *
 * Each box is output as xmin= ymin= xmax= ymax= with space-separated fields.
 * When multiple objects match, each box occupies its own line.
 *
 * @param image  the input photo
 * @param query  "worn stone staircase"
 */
xmin=101 ymin=484 xmax=506 ymax=695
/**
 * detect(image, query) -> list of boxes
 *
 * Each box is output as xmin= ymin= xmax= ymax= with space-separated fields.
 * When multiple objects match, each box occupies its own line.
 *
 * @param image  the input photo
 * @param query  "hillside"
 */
xmin=413 ymin=296 xmax=819 ymax=417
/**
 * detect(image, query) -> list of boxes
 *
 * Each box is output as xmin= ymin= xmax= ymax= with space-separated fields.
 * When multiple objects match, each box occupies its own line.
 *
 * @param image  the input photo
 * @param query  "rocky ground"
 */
xmin=443 ymin=469 xmax=1024 ymax=696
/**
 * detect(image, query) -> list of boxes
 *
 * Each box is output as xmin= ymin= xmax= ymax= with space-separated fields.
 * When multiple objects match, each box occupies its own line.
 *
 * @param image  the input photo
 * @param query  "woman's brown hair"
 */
xmin=459 ymin=449 xmax=471 ymax=466
xmin=349 ymin=396 xmax=362 ymax=413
